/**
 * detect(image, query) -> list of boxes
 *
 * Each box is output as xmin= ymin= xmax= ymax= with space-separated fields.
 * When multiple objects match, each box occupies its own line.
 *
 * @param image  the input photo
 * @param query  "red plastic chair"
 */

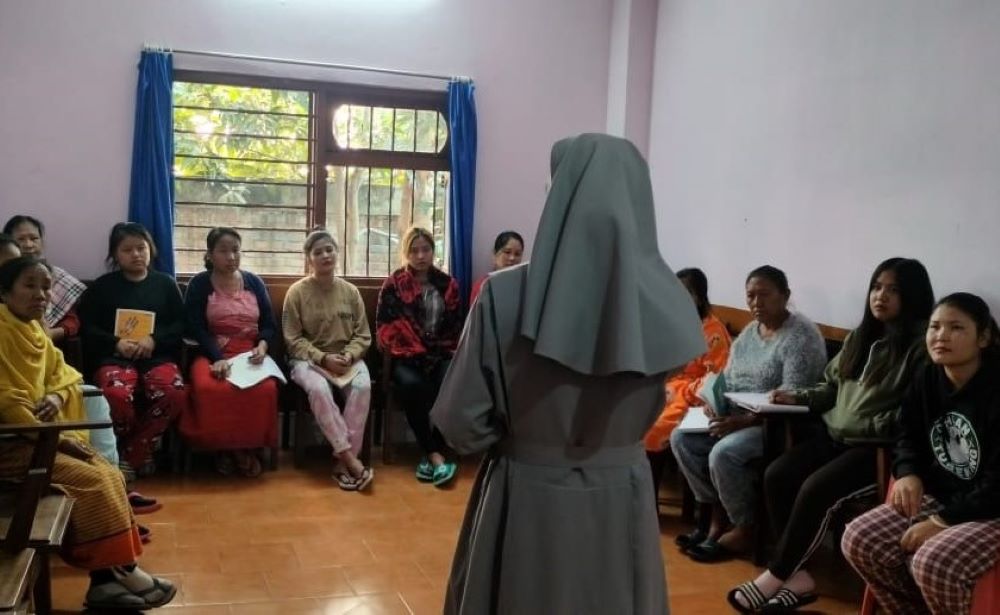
xmin=859 ymin=478 xmax=1000 ymax=614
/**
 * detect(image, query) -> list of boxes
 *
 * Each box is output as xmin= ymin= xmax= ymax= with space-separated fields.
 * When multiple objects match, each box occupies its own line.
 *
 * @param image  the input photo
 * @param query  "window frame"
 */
xmin=172 ymin=69 xmax=450 ymax=284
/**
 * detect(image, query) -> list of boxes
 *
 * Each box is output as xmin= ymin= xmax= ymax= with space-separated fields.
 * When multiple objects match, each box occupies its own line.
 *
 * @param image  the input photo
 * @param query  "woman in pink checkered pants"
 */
xmin=842 ymin=292 xmax=1000 ymax=615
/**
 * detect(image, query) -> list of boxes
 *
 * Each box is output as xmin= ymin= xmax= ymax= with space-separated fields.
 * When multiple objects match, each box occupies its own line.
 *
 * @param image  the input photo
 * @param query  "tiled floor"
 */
xmin=50 ymin=452 xmax=862 ymax=614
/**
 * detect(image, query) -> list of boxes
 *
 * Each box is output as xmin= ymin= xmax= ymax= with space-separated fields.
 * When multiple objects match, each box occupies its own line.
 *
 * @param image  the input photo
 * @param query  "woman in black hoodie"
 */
xmin=842 ymin=293 xmax=1000 ymax=615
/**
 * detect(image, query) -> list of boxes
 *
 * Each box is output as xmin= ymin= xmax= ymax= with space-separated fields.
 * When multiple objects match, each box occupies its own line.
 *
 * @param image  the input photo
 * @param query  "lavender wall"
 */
xmin=649 ymin=0 xmax=1000 ymax=326
xmin=0 ymin=0 xmax=614 ymax=279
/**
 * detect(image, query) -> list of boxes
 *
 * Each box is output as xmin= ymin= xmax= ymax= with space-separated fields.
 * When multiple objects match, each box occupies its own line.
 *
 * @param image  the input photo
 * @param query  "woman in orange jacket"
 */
xmin=645 ymin=268 xmax=732 ymax=491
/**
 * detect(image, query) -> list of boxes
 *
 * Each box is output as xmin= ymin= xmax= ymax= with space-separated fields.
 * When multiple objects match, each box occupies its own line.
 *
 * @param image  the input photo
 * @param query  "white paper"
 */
xmin=226 ymin=351 xmax=287 ymax=389
xmin=723 ymin=392 xmax=809 ymax=414
xmin=676 ymin=406 xmax=711 ymax=433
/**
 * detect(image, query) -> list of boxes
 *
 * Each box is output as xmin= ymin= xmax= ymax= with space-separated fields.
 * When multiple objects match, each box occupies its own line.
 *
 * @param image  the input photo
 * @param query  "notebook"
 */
xmin=697 ymin=372 xmax=730 ymax=416
xmin=723 ymin=392 xmax=809 ymax=414
xmin=676 ymin=406 xmax=711 ymax=433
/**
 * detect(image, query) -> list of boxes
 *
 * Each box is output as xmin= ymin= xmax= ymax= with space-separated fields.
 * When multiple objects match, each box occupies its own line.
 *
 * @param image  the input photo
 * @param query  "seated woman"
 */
xmin=4 ymin=214 xmax=87 ymax=343
xmin=283 ymin=230 xmax=373 ymax=490
xmin=645 ymin=267 xmax=732 ymax=494
xmin=0 ymin=256 xmax=175 ymax=610
xmin=469 ymin=230 xmax=524 ymax=304
xmin=670 ymin=265 xmax=827 ymax=562
xmin=842 ymin=293 xmax=1000 ymax=615
xmin=182 ymin=227 xmax=279 ymax=478
xmin=727 ymin=258 xmax=934 ymax=612
xmin=376 ymin=226 xmax=463 ymax=486
xmin=79 ymin=223 xmax=189 ymax=478
xmin=0 ymin=233 xmax=20 ymax=266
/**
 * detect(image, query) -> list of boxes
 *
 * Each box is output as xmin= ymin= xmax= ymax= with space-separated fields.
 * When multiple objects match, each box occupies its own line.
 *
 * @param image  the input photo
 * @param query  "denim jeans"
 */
xmin=669 ymin=425 xmax=763 ymax=526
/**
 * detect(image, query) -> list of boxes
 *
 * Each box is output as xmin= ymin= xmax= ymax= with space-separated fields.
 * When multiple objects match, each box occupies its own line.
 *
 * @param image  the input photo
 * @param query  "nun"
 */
xmin=430 ymin=133 xmax=706 ymax=614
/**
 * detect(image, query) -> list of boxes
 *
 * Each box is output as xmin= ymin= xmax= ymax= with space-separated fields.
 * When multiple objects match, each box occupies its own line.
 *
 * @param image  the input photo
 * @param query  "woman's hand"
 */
xmin=708 ymin=414 xmax=758 ymax=438
xmin=58 ymin=438 xmax=94 ymax=461
xmin=134 ymin=336 xmax=155 ymax=359
xmin=116 ymin=338 xmax=139 ymax=358
xmin=891 ymin=475 xmax=925 ymax=518
xmin=249 ymin=341 xmax=268 ymax=365
xmin=210 ymin=360 xmax=231 ymax=379
xmin=900 ymin=519 xmax=944 ymax=552
xmin=769 ymin=390 xmax=799 ymax=405
xmin=34 ymin=394 xmax=64 ymax=422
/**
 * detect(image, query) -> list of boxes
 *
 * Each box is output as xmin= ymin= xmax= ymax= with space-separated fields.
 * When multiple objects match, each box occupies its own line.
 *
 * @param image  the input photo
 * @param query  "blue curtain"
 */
xmin=127 ymin=51 xmax=175 ymax=275
xmin=447 ymin=80 xmax=477 ymax=305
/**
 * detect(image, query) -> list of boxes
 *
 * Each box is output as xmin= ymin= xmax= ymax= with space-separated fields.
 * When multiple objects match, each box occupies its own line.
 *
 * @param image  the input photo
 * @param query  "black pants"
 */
xmin=392 ymin=359 xmax=450 ymax=455
xmin=764 ymin=430 xmax=876 ymax=579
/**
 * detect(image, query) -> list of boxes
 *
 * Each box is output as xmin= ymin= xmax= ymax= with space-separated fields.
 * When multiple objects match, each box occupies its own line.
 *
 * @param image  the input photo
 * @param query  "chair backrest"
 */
xmin=0 ymin=421 xmax=111 ymax=551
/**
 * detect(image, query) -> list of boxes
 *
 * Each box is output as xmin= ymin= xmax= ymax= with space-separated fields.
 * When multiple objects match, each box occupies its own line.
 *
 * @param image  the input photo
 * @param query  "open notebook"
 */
xmin=723 ymin=392 xmax=809 ymax=414
xmin=676 ymin=407 xmax=711 ymax=433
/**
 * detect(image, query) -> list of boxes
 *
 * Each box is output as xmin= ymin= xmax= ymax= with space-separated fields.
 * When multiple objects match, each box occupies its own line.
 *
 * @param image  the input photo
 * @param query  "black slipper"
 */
xmin=686 ymin=538 xmax=736 ymax=563
xmin=726 ymin=581 xmax=771 ymax=613
xmin=674 ymin=529 xmax=708 ymax=550
xmin=759 ymin=588 xmax=819 ymax=613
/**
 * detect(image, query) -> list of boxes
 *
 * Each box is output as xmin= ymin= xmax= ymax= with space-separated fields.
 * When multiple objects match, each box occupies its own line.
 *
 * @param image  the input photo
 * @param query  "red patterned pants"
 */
xmin=842 ymin=500 xmax=1000 ymax=614
xmin=94 ymin=362 xmax=189 ymax=470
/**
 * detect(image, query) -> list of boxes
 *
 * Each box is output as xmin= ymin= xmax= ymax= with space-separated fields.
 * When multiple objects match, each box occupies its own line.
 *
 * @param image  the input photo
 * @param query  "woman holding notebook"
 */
xmin=670 ymin=265 xmax=827 ymax=563
xmin=726 ymin=257 xmax=934 ymax=612
xmin=182 ymin=227 xmax=279 ymax=478
xmin=79 ymin=223 xmax=189 ymax=478
xmin=282 ymin=229 xmax=373 ymax=491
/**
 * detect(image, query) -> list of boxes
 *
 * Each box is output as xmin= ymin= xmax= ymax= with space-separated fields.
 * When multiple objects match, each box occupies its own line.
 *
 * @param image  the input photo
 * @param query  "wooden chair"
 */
xmin=859 ymin=477 xmax=1000 ymax=614
xmin=0 ymin=419 xmax=113 ymax=615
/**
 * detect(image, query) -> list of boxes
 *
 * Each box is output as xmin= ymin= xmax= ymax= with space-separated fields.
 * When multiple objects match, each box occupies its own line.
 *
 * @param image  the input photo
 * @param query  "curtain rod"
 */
xmin=142 ymin=45 xmax=470 ymax=82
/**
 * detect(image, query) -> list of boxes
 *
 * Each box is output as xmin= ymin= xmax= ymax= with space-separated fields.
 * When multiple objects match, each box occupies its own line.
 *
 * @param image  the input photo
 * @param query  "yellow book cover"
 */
xmin=114 ymin=309 xmax=156 ymax=341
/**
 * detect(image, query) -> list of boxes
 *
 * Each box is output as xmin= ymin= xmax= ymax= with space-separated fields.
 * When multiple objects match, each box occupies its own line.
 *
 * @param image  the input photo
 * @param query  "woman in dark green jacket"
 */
xmin=727 ymin=257 xmax=934 ymax=613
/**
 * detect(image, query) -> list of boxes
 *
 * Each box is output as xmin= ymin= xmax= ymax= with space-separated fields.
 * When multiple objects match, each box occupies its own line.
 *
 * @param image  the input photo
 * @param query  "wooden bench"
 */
xmin=0 ymin=420 xmax=113 ymax=615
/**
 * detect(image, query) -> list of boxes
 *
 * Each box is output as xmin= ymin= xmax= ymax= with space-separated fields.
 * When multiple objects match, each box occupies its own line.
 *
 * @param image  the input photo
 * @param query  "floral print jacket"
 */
xmin=376 ymin=266 xmax=463 ymax=370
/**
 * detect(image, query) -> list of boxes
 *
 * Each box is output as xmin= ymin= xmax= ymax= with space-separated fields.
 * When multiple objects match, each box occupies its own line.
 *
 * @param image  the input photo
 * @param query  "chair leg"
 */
xmin=382 ymin=402 xmax=393 ymax=465
xmin=32 ymin=551 xmax=51 ymax=615
xmin=293 ymin=406 xmax=307 ymax=469
xmin=269 ymin=446 xmax=279 ymax=471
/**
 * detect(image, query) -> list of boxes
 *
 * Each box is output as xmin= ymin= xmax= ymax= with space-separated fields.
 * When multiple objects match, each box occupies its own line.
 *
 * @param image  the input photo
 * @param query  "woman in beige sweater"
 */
xmin=282 ymin=230 xmax=373 ymax=490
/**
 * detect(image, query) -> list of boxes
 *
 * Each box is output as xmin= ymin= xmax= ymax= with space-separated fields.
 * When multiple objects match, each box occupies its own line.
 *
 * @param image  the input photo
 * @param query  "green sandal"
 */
xmin=416 ymin=459 xmax=434 ymax=482
xmin=432 ymin=462 xmax=457 ymax=487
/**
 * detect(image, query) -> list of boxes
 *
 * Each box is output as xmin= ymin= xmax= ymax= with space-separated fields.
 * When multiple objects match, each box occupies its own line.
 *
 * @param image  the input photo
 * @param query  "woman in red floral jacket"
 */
xmin=376 ymin=227 xmax=464 ymax=486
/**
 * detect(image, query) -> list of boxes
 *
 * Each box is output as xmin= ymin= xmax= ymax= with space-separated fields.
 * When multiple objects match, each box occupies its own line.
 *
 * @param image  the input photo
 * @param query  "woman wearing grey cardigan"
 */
xmin=430 ymin=133 xmax=706 ymax=614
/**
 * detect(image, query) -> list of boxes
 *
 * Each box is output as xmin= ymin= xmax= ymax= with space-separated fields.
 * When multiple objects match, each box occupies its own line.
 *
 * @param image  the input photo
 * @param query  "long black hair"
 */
xmin=677 ymin=267 xmax=710 ymax=319
xmin=934 ymin=292 xmax=1000 ymax=360
xmin=839 ymin=258 xmax=934 ymax=384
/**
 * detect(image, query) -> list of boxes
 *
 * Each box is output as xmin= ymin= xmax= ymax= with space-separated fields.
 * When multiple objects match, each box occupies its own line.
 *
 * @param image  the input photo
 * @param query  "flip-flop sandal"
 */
xmin=138 ymin=524 xmax=152 ymax=544
xmin=675 ymin=528 xmax=708 ymax=550
xmin=127 ymin=492 xmax=162 ymax=515
xmin=215 ymin=454 xmax=236 ymax=476
xmin=759 ymin=588 xmax=819 ymax=613
xmin=686 ymin=538 xmax=737 ymax=563
xmin=131 ymin=576 xmax=177 ymax=608
xmin=84 ymin=580 xmax=150 ymax=610
xmin=432 ymin=462 xmax=457 ymax=487
xmin=354 ymin=467 xmax=374 ymax=492
xmin=236 ymin=453 xmax=262 ymax=478
xmin=726 ymin=581 xmax=771 ymax=614
xmin=415 ymin=459 xmax=434 ymax=482
xmin=334 ymin=471 xmax=359 ymax=491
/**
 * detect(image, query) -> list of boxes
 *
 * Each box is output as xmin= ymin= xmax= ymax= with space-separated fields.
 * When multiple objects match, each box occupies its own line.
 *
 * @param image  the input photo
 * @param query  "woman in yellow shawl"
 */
xmin=0 ymin=256 xmax=175 ymax=610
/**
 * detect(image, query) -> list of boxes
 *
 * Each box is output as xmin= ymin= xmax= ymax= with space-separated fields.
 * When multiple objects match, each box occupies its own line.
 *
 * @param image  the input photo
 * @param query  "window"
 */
xmin=172 ymin=72 xmax=450 ymax=277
